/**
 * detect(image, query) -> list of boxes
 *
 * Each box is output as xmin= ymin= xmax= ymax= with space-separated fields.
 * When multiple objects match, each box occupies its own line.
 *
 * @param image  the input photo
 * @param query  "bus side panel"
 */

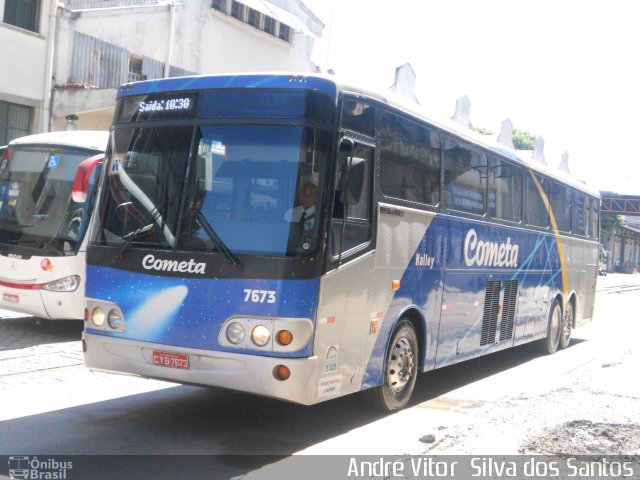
xmin=564 ymin=236 xmax=598 ymax=326
xmin=436 ymin=219 xmax=571 ymax=365
xmin=314 ymin=253 xmax=377 ymax=400
xmin=315 ymin=205 xmax=440 ymax=397
xmin=436 ymin=218 xmax=519 ymax=366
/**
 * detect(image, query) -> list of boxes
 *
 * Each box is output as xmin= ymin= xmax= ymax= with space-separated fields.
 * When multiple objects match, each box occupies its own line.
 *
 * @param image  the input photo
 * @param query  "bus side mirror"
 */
xmin=72 ymin=153 xmax=104 ymax=203
xmin=342 ymin=156 xmax=365 ymax=205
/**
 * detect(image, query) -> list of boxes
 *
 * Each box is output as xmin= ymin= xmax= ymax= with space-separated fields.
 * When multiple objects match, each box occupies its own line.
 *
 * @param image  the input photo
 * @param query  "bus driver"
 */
xmin=285 ymin=182 xmax=318 ymax=249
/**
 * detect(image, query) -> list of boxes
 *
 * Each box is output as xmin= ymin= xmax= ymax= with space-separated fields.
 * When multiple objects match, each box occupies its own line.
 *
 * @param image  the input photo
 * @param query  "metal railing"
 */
xmin=62 ymin=0 xmax=162 ymax=10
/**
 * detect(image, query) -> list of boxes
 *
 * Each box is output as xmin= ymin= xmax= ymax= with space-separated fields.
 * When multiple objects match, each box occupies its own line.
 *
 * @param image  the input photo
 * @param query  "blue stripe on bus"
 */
xmin=85 ymin=265 xmax=319 ymax=358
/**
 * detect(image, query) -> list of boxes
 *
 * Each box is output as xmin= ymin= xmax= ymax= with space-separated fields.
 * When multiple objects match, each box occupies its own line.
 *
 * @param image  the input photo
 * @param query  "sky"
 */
xmin=303 ymin=0 xmax=640 ymax=194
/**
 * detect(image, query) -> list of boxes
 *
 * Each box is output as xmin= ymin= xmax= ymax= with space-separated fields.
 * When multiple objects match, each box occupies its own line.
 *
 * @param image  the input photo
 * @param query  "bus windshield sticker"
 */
xmin=47 ymin=154 xmax=60 ymax=169
xmin=324 ymin=345 xmax=339 ymax=373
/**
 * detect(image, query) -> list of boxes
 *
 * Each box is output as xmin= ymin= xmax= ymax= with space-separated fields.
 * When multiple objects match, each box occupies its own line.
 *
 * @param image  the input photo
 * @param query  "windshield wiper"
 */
xmin=39 ymin=238 xmax=66 ymax=256
xmin=191 ymin=209 xmax=239 ymax=266
xmin=115 ymin=204 xmax=165 ymax=258
xmin=9 ymin=238 xmax=66 ymax=256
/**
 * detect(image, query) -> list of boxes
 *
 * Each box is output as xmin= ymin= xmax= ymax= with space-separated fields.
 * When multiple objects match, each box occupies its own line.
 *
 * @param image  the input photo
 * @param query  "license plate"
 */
xmin=152 ymin=351 xmax=189 ymax=369
xmin=2 ymin=293 xmax=19 ymax=304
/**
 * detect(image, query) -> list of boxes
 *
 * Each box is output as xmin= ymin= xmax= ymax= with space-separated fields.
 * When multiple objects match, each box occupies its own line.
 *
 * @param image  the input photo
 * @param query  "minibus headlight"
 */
xmin=42 ymin=275 xmax=81 ymax=292
xmin=251 ymin=325 xmax=271 ymax=347
xmin=107 ymin=309 xmax=123 ymax=329
xmin=91 ymin=307 xmax=105 ymax=327
xmin=225 ymin=322 xmax=245 ymax=345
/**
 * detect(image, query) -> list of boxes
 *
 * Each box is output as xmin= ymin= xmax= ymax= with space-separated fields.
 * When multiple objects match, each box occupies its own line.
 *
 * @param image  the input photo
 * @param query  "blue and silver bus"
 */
xmin=83 ymin=74 xmax=599 ymax=410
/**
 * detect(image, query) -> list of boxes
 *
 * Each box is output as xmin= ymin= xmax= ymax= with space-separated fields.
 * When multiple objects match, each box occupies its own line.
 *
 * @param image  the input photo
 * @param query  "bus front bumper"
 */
xmin=83 ymin=332 xmax=320 ymax=405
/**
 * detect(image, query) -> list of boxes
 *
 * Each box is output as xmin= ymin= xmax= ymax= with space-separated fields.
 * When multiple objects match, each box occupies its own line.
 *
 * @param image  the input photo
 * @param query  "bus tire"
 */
xmin=560 ymin=300 xmax=574 ymax=349
xmin=369 ymin=320 xmax=418 ymax=411
xmin=540 ymin=300 xmax=561 ymax=354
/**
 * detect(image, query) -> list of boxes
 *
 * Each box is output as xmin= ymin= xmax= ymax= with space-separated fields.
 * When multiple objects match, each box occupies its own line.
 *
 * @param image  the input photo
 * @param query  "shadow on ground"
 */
xmin=0 ymin=340 xmax=575 ymax=479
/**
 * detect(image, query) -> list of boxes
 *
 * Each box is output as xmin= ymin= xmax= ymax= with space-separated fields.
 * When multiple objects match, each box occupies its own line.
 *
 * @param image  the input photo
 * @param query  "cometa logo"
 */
xmin=463 ymin=228 xmax=519 ymax=268
xmin=142 ymin=254 xmax=206 ymax=274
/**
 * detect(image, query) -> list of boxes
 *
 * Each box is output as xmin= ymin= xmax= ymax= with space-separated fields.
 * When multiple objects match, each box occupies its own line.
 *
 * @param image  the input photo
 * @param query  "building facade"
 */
xmin=0 ymin=0 xmax=323 ymax=141
xmin=0 ymin=0 xmax=56 ymax=144
xmin=605 ymin=217 xmax=640 ymax=273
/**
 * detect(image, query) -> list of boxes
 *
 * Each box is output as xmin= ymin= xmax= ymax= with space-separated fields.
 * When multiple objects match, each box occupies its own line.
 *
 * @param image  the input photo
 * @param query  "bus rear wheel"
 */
xmin=560 ymin=301 xmax=574 ymax=349
xmin=540 ymin=300 xmax=561 ymax=354
xmin=370 ymin=320 xmax=418 ymax=411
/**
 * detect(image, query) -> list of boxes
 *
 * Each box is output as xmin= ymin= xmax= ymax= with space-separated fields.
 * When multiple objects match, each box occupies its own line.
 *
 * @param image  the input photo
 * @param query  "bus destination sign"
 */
xmin=116 ymin=92 xmax=198 ymax=123
xmin=138 ymin=96 xmax=192 ymax=114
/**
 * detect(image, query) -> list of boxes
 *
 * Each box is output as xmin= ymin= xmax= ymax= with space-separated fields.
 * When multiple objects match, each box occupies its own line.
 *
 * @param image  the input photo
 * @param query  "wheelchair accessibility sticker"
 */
xmin=47 ymin=155 xmax=60 ymax=169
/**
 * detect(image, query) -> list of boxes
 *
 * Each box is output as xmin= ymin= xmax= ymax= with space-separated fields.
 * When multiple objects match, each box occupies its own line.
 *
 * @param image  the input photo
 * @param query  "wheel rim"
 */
xmin=562 ymin=305 xmax=573 ymax=343
xmin=550 ymin=306 xmax=561 ymax=346
xmin=387 ymin=337 xmax=415 ymax=393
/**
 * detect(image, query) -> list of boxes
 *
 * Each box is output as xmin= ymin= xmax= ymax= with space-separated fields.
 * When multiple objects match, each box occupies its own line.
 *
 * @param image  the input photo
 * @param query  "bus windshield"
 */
xmin=96 ymin=124 xmax=330 ymax=257
xmin=0 ymin=145 xmax=100 ymax=255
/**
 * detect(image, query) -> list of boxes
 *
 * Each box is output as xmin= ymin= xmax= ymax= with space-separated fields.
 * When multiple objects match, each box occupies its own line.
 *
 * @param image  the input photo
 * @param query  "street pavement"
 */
xmin=1 ymin=273 xmax=640 ymax=425
xmin=0 ymin=315 xmax=174 ymax=422
xmin=0 ymin=274 xmax=639 ymax=480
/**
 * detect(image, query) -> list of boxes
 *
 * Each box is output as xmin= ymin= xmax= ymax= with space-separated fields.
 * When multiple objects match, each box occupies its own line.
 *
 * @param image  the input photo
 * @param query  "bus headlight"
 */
xmin=219 ymin=317 xmax=311 ymax=351
xmin=251 ymin=325 xmax=271 ymax=347
xmin=225 ymin=322 xmax=245 ymax=345
xmin=42 ymin=275 xmax=81 ymax=292
xmin=107 ymin=309 xmax=123 ymax=329
xmin=91 ymin=307 xmax=106 ymax=326
xmin=276 ymin=330 xmax=293 ymax=346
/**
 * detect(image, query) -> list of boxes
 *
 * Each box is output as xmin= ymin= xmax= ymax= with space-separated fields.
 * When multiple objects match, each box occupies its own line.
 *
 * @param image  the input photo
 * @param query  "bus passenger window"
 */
xmin=572 ymin=191 xmax=588 ymax=236
xmin=488 ymin=156 xmax=522 ymax=222
xmin=590 ymin=197 xmax=599 ymax=240
xmin=331 ymin=144 xmax=372 ymax=257
xmin=340 ymin=99 xmax=375 ymax=137
xmin=550 ymin=181 xmax=572 ymax=232
xmin=443 ymin=138 xmax=487 ymax=215
xmin=379 ymin=111 xmax=440 ymax=206
xmin=527 ymin=174 xmax=550 ymax=228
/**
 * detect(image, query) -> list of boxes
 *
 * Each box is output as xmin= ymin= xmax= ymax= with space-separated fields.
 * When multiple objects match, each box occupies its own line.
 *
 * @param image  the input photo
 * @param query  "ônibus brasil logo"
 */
xmin=8 ymin=456 xmax=72 ymax=479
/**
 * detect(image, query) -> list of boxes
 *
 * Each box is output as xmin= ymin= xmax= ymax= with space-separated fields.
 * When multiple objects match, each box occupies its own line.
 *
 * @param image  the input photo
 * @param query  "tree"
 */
xmin=474 ymin=127 xmax=493 ymax=136
xmin=473 ymin=126 xmax=537 ymax=150
xmin=512 ymin=129 xmax=536 ymax=150
xmin=600 ymin=212 xmax=624 ymax=242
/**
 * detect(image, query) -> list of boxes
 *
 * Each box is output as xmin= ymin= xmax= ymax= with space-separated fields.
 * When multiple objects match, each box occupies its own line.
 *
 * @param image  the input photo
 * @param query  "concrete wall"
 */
xmin=604 ymin=223 xmax=640 ymax=273
xmin=2 ymin=0 xmax=322 ymax=136
xmin=0 ymin=0 xmax=55 ymax=133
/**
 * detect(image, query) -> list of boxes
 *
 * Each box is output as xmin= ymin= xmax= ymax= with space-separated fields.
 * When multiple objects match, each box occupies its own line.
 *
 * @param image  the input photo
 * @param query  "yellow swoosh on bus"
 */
xmin=529 ymin=172 xmax=569 ymax=311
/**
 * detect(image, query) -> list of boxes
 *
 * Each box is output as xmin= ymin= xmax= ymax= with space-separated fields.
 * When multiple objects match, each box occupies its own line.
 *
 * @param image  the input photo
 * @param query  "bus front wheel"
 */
xmin=370 ymin=320 xmax=418 ymax=411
